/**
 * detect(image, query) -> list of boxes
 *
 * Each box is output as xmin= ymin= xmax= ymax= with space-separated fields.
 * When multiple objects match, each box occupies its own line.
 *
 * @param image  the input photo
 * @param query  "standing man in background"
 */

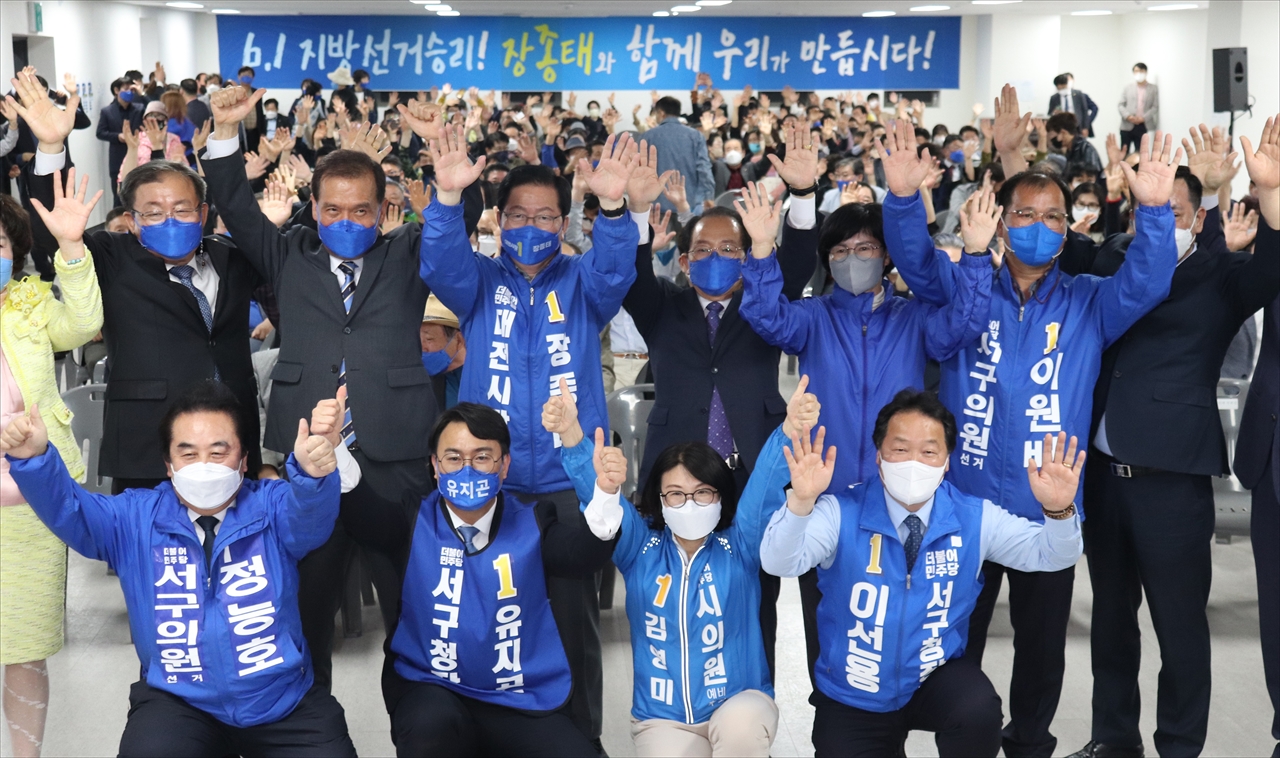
xmin=95 ymin=77 xmax=144 ymax=204
xmin=1049 ymin=73 xmax=1099 ymax=137
xmin=1119 ymin=63 xmax=1159 ymax=153
xmin=645 ymin=97 xmax=715 ymax=212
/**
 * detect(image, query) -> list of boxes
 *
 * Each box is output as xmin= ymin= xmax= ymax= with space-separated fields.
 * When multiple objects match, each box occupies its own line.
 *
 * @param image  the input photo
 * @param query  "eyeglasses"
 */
xmin=436 ymin=452 xmax=501 ymax=475
xmin=1006 ymin=208 xmax=1068 ymax=231
xmin=132 ymin=208 xmax=201 ymax=226
xmin=502 ymin=212 xmax=562 ymax=230
xmin=688 ymin=244 xmax=745 ymax=261
xmin=660 ymin=487 xmax=719 ymax=508
xmin=830 ymin=243 xmax=883 ymax=262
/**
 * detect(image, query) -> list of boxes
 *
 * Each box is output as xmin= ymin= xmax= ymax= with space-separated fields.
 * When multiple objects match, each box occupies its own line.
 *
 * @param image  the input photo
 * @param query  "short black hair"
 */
xmin=914 ymin=127 xmax=931 ymax=142
xmin=932 ymin=124 xmax=950 ymax=137
xmin=159 ymin=380 xmax=248 ymax=460
xmin=105 ymin=206 xmax=129 ymax=224
xmin=1054 ymin=74 xmax=1070 ymax=87
xmin=305 ymin=80 xmax=322 ymax=96
xmin=180 ymin=78 xmax=198 ymax=96
xmin=1174 ymin=165 xmax=1203 ymax=210
xmin=818 ymin=202 xmax=885 ymax=273
xmin=111 ymin=77 xmax=132 ymax=95
xmin=125 ymin=69 xmax=144 ymax=82
xmin=638 ymin=441 xmax=739 ymax=534
xmin=1133 ymin=62 xmax=1148 ymax=71
xmin=872 ymin=389 xmax=957 ymax=455
xmin=1066 ymin=163 xmax=1097 ymax=182
xmin=958 ymin=125 xmax=979 ymax=139
xmin=312 ymin=149 xmax=386 ymax=204
xmin=0 ymin=195 xmax=32 ymax=277
xmin=1045 ymin=112 xmax=1078 ymax=135
xmin=353 ymin=69 xmax=370 ymax=82
xmin=238 ymin=65 xmax=255 ymax=76
xmin=654 ymin=96 xmax=683 ymax=119
xmin=121 ymin=161 xmax=207 ymax=211
xmin=264 ymin=98 xmax=279 ymax=109
xmin=496 ymin=164 xmax=571 ymax=216
xmin=483 ymin=162 xmax=510 ymax=181
xmin=429 ymin=402 xmax=511 ymax=458
xmin=984 ymin=162 xmax=1007 ymax=185
xmin=678 ymin=206 xmax=750 ymax=255
xmin=997 ymin=171 xmax=1073 ymax=215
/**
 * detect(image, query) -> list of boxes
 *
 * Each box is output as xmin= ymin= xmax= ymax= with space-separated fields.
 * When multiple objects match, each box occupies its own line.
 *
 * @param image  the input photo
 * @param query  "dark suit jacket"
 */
xmin=28 ymin=164 xmax=262 ymax=479
xmin=1089 ymin=220 xmax=1279 ymax=475
xmin=1235 ymin=222 xmax=1280 ymax=498
xmin=625 ymin=222 xmax=817 ymax=488
xmin=95 ymin=100 xmax=145 ymax=177
xmin=202 ymin=146 xmax=437 ymax=462
xmin=1048 ymin=90 xmax=1099 ymax=135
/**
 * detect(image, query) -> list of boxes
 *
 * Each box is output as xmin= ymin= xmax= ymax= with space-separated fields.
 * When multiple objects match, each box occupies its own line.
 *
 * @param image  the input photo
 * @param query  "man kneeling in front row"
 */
xmin=761 ymin=389 xmax=1085 ymax=758
xmin=1 ymin=381 xmax=357 ymax=756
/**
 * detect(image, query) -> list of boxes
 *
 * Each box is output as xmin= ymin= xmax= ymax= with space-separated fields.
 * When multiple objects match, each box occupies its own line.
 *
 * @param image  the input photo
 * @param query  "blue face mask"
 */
xmin=421 ymin=347 xmax=454 ymax=376
xmin=318 ymin=217 xmax=380 ymax=260
xmin=0 ymin=257 xmax=12 ymax=290
xmin=688 ymin=253 xmax=743 ymax=297
xmin=949 ymin=149 xmax=965 ymax=164
xmin=747 ymin=142 xmax=762 ymax=154
xmin=1005 ymin=221 xmax=1065 ymax=267
xmin=501 ymin=224 xmax=561 ymax=266
xmin=119 ymin=89 xmax=135 ymax=103
xmin=137 ymin=216 xmax=204 ymax=260
xmin=239 ymin=74 xmax=254 ymax=85
xmin=437 ymin=465 xmax=501 ymax=510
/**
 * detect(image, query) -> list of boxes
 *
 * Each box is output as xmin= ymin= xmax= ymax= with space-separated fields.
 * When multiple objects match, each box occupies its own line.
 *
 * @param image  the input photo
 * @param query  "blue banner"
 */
xmin=216 ymin=15 xmax=960 ymax=91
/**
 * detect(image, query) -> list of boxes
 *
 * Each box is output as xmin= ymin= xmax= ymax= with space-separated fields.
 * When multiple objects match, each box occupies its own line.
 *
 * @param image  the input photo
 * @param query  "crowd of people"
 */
xmin=0 ymin=56 xmax=1276 ymax=758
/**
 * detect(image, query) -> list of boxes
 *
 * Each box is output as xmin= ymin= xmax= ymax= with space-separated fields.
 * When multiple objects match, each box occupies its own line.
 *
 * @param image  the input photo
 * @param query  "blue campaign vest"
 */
xmin=815 ymin=479 xmax=985 ymax=713
xmin=390 ymin=492 xmax=572 ymax=711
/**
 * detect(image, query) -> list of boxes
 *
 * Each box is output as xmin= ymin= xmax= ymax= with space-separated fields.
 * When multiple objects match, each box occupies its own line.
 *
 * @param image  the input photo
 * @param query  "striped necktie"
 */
xmin=338 ymin=262 xmax=358 ymax=447
xmin=171 ymin=264 xmax=220 ymax=382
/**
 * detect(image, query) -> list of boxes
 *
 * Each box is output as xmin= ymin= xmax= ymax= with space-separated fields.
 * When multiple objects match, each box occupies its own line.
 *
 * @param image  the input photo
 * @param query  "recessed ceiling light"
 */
xmin=910 ymin=4 xmax=951 ymax=10
xmin=437 ymin=9 xmax=460 ymax=14
xmin=653 ymin=10 xmax=671 ymax=15
xmin=1148 ymin=2 xmax=1199 ymax=9
xmin=971 ymin=0 xmax=1021 ymax=4
xmin=1071 ymin=9 xmax=1111 ymax=14
xmin=863 ymin=10 xmax=896 ymax=16
xmin=696 ymin=0 xmax=733 ymax=5
xmin=671 ymin=5 xmax=703 ymax=10
xmin=165 ymin=1 xmax=204 ymax=7
xmin=210 ymin=7 xmax=241 ymax=12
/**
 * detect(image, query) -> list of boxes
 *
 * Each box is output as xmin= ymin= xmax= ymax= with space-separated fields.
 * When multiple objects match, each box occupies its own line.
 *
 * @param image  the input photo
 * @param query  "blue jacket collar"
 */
xmin=857 ymin=477 xmax=963 ymax=543
xmin=152 ymin=481 xmax=267 ymax=546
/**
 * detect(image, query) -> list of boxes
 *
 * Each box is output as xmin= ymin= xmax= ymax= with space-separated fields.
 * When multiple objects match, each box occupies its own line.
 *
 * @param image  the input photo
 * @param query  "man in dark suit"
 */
xmin=623 ymin=126 xmax=817 ymax=678
xmin=201 ymin=84 xmax=438 ymax=690
xmin=95 ymin=77 xmax=145 ymax=204
xmin=1067 ymin=128 xmax=1280 ymax=758
xmin=1232 ymin=120 xmax=1280 ymax=758
xmin=1049 ymin=73 xmax=1099 ymax=137
xmin=24 ymin=129 xmax=262 ymax=495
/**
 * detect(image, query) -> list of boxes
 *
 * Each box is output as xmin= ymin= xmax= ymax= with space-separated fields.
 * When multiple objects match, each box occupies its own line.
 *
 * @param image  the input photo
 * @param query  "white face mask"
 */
xmin=206 ymin=84 xmax=220 ymax=93
xmin=171 ymin=461 xmax=244 ymax=510
xmin=588 ymin=107 xmax=601 ymax=118
xmin=880 ymin=459 xmax=946 ymax=507
xmin=264 ymin=110 xmax=278 ymax=119
xmin=662 ymin=498 xmax=722 ymax=542
xmin=1073 ymin=205 xmax=1097 ymax=222
xmin=1134 ymin=72 xmax=1147 ymax=83
xmin=1175 ymin=226 xmax=1195 ymax=259
xmin=723 ymin=149 xmax=744 ymax=167
xmin=1058 ymin=87 xmax=1069 ymax=96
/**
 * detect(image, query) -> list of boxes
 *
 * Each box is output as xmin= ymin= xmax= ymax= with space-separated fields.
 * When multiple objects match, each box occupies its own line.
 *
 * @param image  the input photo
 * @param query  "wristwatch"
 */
xmin=1042 ymin=502 xmax=1076 ymax=520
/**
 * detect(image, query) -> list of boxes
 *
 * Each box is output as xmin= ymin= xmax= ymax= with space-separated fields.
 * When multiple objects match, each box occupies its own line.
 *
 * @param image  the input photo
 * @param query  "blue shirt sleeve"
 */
xmin=7 ymin=445 xmax=124 ymax=565
xmin=559 ymin=434 xmax=648 ymax=570
xmin=730 ymin=426 xmax=795 ymax=565
xmin=272 ymin=454 xmax=342 ymax=562
xmin=923 ymin=251 xmax=992 ymax=361
xmin=882 ymin=191 xmax=954 ymax=308
xmin=419 ymin=199 xmax=483 ymax=321
xmin=577 ymin=211 xmax=640 ymax=325
xmin=1094 ymin=203 xmax=1177 ymax=346
xmin=759 ymin=494 xmax=842 ymax=577
xmin=739 ymin=253 xmax=814 ymax=355
xmin=979 ymin=500 xmax=1082 ymax=574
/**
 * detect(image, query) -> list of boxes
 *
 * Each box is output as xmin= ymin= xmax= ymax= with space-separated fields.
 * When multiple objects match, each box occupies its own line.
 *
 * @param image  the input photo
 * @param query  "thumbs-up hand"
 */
xmin=309 ymin=386 xmax=347 ymax=449
xmin=592 ymin=427 xmax=628 ymax=496
xmin=294 ymin=418 xmax=337 ymax=479
xmin=0 ymin=404 xmax=49 ymax=460
xmin=781 ymin=375 xmax=821 ymax=440
xmin=541 ymin=377 xmax=583 ymax=447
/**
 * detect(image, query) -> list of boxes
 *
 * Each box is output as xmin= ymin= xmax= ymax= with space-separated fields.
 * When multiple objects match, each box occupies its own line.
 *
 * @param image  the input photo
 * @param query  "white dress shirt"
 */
xmin=188 ymin=506 xmax=228 ymax=545
xmin=166 ymin=254 xmax=220 ymax=319
xmin=445 ymin=500 xmax=499 ymax=552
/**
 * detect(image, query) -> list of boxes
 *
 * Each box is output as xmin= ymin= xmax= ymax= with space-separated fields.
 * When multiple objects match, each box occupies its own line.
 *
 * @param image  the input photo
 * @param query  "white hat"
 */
xmin=327 ymin=65 xmax=354 ymax=87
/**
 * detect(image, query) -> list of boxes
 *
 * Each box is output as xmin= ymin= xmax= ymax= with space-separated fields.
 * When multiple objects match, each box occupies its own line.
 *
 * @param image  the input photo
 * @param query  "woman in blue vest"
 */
xmin=760 ymin=388 xmax=1085 ymax=758
xmin=545 ymin=374 xmax=820 ymax=757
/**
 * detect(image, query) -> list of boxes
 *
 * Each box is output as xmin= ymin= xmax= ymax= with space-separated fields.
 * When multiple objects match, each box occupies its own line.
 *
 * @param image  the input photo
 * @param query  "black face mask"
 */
xmin=1050 ymin=137 xmax=1064 ymax=150
xmin=419 ymin=166 xmax=435 ymax=181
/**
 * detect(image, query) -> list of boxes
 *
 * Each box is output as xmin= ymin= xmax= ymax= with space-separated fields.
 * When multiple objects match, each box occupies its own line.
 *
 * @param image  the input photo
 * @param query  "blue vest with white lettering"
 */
xmin=815 ymin=478 xmax=985 ymax=712
xmin=391 ymin=492 xmax=572 ymax=711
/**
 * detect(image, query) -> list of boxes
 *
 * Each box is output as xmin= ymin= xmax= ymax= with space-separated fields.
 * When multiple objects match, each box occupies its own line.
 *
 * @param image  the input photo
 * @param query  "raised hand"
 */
xmin=542 ymin=376 xmax=583 ymax=447
xmin=144 ymin=119 xmax=169 ymax=155
xmin=244 ymin=152 xmax=271 ymax=181
xmin=734 ymin=181 xmax=783 ymax=257
xmin=591 ymin=427 xmax=628 ymax=496
xmin=958 ymin=186 xmax=1002 ymax=254
xmin=407 ymin=179 xmax=432 ymax=218
xmin=339 ymin=121 xmax=392 ymax=163
xmin=516 ymin=133 xmax=539 ymax=165
xmin=120 ymin=121 xmax=140 ymax=151
xmin=7 ymin=68 xmax=79 ymax=149
xmin=662 ymin=171 xmax=691 ymax=214
xmin=1027 ymin=432 xmax=1085 ymax=513
xmin=1105 ymin=163 xmax=1127 ymax=201
xmin=397 ymin=97 xmax=443 ymax=141
xmin=210 ymin=85 xmax=265 ymax=139
xmin=1183 ymin=124 xmax=1238 ymax=192
xmin=192 ymin=119 xmax=212 ymax=153
xmin=579 ymin=132 xmax=637 ymax=208
xmin=1239 ymin=114 xmax=1280 ymax=229
xmin=1120 ymin=131 xmax=1183 ymax=208
xmin=288 ymin=153 xmax=313 ymax=184
xmin=624 ymin=139 xmax=676 ymax=212
xmin=30 ymin=168 xmax=104 ymax=250
xmin=430 ymin=124 xmax=486 ymax=200
xmin=380 ymin=203 xmax=404 ymax=234
xmin=1223 ymin=201 xmax=1259 ymax=251
xmin=1070 ymin=211 xmax=1098 ymax=235
xmin=309 ymin=387 xmax=348 ymax=448
xmin=781 ymin=375 xmax=821 ymax=439
xmin=784 ymin=425 xmax=836 ymax=513
xmin=993 ymin=83 xmax=1032 ymax=157
xmin=293 ymin=417 xmax=337 ymax=479
xmin=1105 ymin=132 xmax=1127 ymax=168
xmin=650 ymin=206 xmax=676 ymax=251
xmin=0 ymin=405 xmax=48 ymax=460
xmin=766 ymin=124 xmax=820 ymax=191
xmin=877 ymin=117 xmax=934 ymax=197
xmin=259 ymin=181 xmax=295 ymax=227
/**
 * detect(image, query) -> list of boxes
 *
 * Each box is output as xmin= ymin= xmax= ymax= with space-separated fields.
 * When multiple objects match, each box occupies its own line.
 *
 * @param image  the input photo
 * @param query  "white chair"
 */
xmin=1212 ymin=377 xmax=1251 ymax=542
xmin=61 ymin=383 xmax=111 ymax=495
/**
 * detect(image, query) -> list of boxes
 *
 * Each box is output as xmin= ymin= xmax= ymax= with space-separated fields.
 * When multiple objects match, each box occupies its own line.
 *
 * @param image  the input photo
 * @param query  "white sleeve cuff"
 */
xmin=1200 ymin=192 xmax=1220 ymax=212
xmin=204 ymin=135 xmax=240 ymax=161
xmin=34 ymin=149 xmax=67 ymax=177
xmin=583 ymin=482 xmax=624 ymax=541
xmin=630 ymin=208 xmax=651 ymax=246
xmin=787 ymin=194 xmax=817 ymax=230
xmin=334 ymin=443 xmax=363 ymax=494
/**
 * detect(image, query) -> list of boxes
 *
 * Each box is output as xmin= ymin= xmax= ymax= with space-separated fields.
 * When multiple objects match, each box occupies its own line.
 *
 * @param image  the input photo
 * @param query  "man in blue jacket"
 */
xmin=417 ymin=124 xmax=643 ymax=749
xmin=761 ymin=389 xmax=1086 ymax=758
xmin=0 ymin=381 xmax=354 ymax=756
xmin=881 ymin=128 xmax=1180 ymax=757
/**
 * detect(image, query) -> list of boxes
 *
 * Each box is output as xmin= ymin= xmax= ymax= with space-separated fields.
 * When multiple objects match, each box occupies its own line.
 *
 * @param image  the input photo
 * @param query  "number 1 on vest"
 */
xmin=546 ymin=291 xmax=566 ymax=323
xmin=653 ymin=574 xmax=673 ymax=607
xmin=866 ymin=534 xmax=884 ymax=575
xmin=493 ymin=553 xmax=519 ymax=599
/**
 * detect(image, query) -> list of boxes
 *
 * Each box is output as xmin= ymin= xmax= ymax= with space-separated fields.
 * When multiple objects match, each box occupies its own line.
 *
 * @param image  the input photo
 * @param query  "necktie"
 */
xmin=171 ymin=264 xmax=220 ymax=382
xmin=903 ymin=514 xmax=924 ymax=573
xmin=196 ymin=515 xmax=219 ymax=571
xmin=1064 ymin=91 xmax=1073 ymax=114
xmin=457 ymin=525 xmax=481 ymax=555
xmin=705 ymin=301 xmax=734 ymax=458
xmin=338 ymin=262 xmax=358 ymax=447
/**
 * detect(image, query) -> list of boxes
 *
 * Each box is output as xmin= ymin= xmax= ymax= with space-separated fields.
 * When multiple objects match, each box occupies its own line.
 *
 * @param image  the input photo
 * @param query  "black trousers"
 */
xmin=1082 ymin=452 xmax=1215 ymax=757
xmin=508 ymin=487 xmax=604 ymax=742
xmin=966 ymin=560 xmax=1075 ymax=757
xmin=810 ymin=655 xmax=1003 ymax=758
xmin=388 ymin=676 xmax=597 ymax=758
xmin=1120 ymin=122 xmax=1149 ymax=153
xmin=1255 ymin=457 xmax=1280 ymax=746
xmin=799 ymin=566 xmax=824 ymax=690
xmin=117 ymin=680 xmax=356 ymax=757
xmin=296 ymin=449 xmax=432 ymax=690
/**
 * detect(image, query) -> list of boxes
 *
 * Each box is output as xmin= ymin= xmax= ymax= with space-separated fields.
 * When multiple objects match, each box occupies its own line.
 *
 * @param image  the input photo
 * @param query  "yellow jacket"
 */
xmin=1 ymin=250 xmax=103 ymax=482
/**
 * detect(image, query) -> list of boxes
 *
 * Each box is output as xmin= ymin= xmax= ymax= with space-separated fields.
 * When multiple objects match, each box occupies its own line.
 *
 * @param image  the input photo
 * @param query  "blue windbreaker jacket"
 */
xmin=419 ymin=200 xmax=639 ymax=495
xmin=561 ymin=426 xmax=792 ymax=724
xmin=881 ymin=190 xmax=1176 ymax=520
xmin=8 ymin=446 xmax=339 ymax=728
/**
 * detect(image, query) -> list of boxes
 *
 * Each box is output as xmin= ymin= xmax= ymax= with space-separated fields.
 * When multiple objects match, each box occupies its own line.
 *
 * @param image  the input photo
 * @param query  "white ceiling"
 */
xmin=125 ymin=0 xmax=1206 ymax=18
